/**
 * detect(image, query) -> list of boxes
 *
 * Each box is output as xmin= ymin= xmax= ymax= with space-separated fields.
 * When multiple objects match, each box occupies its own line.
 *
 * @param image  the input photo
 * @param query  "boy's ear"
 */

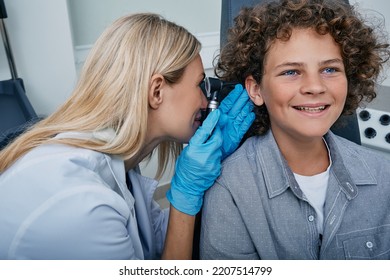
xmin=149 ymin=74 xmax=165 ymax=109
xmin=245 ymin=75 xmax=264 ymax=106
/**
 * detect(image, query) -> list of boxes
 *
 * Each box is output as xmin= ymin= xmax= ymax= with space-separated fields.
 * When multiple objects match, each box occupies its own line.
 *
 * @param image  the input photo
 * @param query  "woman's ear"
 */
xmin=149 ymin=74 xmax=165 ymax=109
xmin=245 ymin=75 xmax=264 ymax=106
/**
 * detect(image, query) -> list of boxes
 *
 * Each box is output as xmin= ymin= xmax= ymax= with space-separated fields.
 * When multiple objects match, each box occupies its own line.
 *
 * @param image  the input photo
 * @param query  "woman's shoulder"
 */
xmin=1 ymin=143 xmax=128 ymax=212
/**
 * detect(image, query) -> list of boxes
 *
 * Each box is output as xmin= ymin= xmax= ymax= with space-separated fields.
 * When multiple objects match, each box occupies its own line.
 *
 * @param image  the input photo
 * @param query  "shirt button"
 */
xmin=366 ymin=241 xmax=374 ymax=249
xmin=308 ymin=215 xmax=315 ymax=222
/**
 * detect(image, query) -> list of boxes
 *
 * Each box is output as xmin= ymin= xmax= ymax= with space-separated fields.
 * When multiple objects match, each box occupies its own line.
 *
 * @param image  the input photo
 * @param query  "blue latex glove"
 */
xmin=166 ymin=110 xmax=223 ymax=215
xmin=218 ymin=84 xmax=255 ymax=160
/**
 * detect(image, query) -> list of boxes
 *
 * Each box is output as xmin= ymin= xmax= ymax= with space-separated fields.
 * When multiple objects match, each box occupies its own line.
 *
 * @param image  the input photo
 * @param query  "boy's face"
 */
xmin=246 ymin=28 xmax=347 ymax=143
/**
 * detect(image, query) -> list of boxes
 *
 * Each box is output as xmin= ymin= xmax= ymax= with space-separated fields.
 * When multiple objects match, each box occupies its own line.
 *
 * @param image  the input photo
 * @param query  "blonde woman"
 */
xmin=0 ymin=13 xmax=254 ymax=259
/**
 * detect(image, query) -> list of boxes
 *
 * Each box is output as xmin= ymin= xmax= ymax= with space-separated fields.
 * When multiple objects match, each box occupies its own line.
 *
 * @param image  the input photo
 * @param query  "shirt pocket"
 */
xmin=336 ymin=225 xmax=390 ymax=260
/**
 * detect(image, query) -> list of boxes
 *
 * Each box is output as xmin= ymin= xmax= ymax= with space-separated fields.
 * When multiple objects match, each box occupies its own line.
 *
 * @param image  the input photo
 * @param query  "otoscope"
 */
xmin=200 ymin=77 xmax=238 ymax=122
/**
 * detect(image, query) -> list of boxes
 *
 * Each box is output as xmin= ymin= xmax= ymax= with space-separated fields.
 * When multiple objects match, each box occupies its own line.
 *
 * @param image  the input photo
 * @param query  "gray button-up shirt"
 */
xmin=200 ymin=131 xmax=390 ymax=259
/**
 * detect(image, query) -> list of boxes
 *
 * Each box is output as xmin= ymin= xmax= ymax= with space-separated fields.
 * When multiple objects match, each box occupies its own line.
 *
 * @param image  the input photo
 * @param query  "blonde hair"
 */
xmin=0 ymin=13 xmax=201 ymax=178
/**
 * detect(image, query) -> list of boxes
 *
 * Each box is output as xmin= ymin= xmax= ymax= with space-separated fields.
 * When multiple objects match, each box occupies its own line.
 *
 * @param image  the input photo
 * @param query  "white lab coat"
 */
xmin=0 ymin=132 xmax=169 ymax=259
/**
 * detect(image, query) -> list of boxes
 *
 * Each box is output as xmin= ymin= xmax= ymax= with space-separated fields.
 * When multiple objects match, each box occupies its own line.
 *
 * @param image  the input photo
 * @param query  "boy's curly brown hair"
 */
xmin=216 ymin=0 xmax=390 ymax=136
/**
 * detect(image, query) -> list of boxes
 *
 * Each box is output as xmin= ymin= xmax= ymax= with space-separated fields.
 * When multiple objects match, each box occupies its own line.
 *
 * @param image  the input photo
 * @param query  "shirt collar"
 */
xmin=256 ymin=131 xmax=376 ymax=200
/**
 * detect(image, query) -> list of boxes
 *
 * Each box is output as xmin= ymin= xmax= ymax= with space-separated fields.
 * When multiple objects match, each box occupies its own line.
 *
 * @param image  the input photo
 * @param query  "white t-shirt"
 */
xmin=293 ymin=140 xmax=332 ymax=235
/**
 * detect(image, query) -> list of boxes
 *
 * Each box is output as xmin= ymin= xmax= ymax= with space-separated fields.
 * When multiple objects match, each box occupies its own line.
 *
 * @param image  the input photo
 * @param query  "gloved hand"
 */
xmin=166 ymin=110 xmax=223 ymax=215
xmin=218 ymin=84 xmax=255 ymax=160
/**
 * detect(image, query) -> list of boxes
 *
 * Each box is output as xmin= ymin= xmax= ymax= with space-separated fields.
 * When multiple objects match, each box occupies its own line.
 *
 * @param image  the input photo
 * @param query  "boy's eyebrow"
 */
xmin=319 ymin=58 xmax=344 ymax=66
xmin=274 ymin=58 xmax=344 ymax=69
xmin=274 ymin=62 xmax=303 ymax=70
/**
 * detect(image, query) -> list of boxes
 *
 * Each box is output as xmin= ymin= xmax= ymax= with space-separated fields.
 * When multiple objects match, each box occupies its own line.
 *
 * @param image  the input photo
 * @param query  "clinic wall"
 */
xmin=67 ymin=0 xmax=221 ymax=46
xmin=0 ymin=0 xmax=77 ymax=117
xmin=350 ymin=0 xmax=390 ymax=87
xmin=68 ymin=0 xmax=221 ymax=76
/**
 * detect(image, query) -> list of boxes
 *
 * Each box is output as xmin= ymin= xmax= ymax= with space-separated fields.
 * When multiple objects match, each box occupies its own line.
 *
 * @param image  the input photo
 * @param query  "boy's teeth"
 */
xmin=296 ymin=106 xmax=325 ymax=112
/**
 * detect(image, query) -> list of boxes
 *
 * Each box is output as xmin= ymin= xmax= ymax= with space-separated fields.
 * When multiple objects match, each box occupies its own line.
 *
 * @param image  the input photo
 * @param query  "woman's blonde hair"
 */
xmin=0 ymin=13 xmax=201 ymax=177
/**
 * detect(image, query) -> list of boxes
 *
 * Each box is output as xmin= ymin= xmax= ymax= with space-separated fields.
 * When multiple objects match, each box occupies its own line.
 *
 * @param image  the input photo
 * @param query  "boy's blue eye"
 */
xmin=283 ymin=70 xmax=298 ymax=76
xmin=323 ymin=67 xmax=336 ymax=74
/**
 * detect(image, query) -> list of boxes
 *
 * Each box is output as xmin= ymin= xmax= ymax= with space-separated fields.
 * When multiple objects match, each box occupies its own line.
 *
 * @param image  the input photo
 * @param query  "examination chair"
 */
xmin=0 ymin=0 xmax=39 ymax=149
